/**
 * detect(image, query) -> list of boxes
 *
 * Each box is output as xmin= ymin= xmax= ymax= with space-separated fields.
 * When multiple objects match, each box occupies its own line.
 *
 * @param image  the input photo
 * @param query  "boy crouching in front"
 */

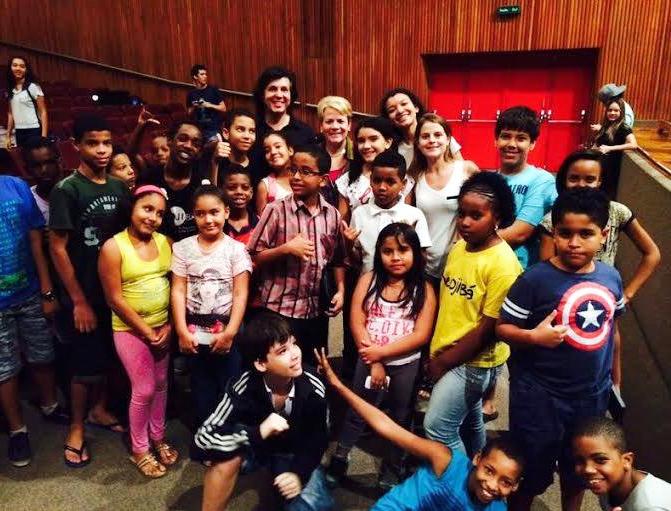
xmin=192 ymin=312 xmax=332 ymax=511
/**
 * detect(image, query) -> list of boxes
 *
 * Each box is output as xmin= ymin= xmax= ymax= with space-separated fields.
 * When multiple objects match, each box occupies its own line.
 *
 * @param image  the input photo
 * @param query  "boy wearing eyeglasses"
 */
xmin=247 ymin=145 xmax=345 ymax=367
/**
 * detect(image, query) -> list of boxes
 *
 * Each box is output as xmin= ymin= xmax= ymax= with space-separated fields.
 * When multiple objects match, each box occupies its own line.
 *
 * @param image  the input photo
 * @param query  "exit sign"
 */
xmin=497 ymin=5 xmax=521 ymax=17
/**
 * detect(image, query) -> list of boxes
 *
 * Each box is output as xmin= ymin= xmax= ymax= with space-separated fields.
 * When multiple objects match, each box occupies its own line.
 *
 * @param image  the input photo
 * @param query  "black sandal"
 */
xmin=64 ymin=441 xmax=91 ymax=468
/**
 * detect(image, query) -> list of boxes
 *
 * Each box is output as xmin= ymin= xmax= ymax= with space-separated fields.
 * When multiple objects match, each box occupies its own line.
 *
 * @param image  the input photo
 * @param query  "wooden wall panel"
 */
xmin=0 ymin=0 xmax=669 ymax=123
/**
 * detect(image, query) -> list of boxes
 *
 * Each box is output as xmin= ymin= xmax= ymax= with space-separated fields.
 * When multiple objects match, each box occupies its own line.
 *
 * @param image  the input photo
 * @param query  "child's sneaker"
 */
xmin=325 ymin=453 xmax=349 ymax=488
xmin=8 ymin=431 xmax=32 ymax=467
xmin=378 ymin=462 xmax=402 ymax=491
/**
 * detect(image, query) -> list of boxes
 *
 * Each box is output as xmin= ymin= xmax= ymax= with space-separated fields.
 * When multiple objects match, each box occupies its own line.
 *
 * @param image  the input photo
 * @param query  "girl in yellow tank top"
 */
xmin=98 ymin=185 xmax=178 ymax=478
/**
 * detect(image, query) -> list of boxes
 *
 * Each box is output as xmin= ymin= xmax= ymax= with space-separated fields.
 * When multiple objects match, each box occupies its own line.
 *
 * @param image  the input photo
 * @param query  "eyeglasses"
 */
xmin=290 ymin=167 xmax=323 ymax=177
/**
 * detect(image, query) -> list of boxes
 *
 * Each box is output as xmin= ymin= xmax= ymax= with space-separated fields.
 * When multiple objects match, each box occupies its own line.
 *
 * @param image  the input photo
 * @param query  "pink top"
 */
xmin=365 ymin=292 xmax=419 ymax=366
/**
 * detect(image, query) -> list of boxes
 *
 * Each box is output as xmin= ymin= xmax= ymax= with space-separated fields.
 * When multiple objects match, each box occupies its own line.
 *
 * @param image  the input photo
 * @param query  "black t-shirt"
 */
xmin=49 ymin=172 xmax=130 ymax=306
xmin=596 ymin=124 xmax=633 ymax=193
xmin=595 ymin=124 xmax=633 ymax=147
xmin=250 ymin=115 xmax=315 ymax=183
xmin=137 ymin=165 xmax=204 ymax=241
xmin=187 ymin=85 xmax=223 ymax=133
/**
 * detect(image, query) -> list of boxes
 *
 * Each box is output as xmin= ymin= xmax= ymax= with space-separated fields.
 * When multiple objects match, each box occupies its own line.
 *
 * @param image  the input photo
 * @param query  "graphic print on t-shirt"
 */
xmin=556 ymin=282 xmax=615 ymax=351
xmin=188 ymin=267 xmax=231 ymax=315
xmin=81 ymin=194 xmax=122 ymax=248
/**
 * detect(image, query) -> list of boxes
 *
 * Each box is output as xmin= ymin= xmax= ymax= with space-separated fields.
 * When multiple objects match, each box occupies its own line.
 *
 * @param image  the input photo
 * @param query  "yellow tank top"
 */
xmin=111 ymin=229 xmax=171 ymax=332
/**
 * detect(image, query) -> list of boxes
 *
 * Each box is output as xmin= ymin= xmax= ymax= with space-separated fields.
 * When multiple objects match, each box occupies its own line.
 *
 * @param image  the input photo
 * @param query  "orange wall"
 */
xmin=1 ymin=0 xmax=669 ymax=122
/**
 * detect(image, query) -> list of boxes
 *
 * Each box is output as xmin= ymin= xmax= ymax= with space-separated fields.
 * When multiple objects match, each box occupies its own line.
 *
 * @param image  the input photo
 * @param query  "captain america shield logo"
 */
xmin=556 ymin=282 xmax=616 ymax=351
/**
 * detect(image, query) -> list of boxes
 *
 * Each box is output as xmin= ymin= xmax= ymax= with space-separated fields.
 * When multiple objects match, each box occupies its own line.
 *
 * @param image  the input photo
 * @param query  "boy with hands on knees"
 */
xmin=193 ymin=313 xmax=332 ymax=511
xmin=496 ymin=188 xmax=626 ymax=511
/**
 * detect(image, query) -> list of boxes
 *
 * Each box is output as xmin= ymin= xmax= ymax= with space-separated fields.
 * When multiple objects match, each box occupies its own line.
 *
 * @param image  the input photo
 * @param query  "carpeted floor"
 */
xmin=0 ymin=314 xmax=601 ymax=510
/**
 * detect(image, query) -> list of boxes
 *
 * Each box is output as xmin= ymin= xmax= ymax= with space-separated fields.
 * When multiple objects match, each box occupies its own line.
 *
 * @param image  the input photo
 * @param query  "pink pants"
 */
xmin=113 ymin=330 xmax=169 ymax=454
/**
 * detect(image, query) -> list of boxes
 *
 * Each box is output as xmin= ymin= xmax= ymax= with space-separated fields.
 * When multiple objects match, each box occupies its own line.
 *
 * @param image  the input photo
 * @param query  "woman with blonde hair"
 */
xmin=316 ymin=95 xmax=354 ymax=206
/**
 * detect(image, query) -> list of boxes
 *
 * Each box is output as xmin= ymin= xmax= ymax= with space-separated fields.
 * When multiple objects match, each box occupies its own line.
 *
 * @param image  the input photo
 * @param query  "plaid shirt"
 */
xmin=247 ymin=195 xmax=345 ymax=318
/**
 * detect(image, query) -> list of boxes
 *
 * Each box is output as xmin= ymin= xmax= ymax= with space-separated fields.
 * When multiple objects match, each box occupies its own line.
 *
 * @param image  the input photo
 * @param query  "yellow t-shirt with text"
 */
xmin=430 ymin=239 xmax=522 ymax=367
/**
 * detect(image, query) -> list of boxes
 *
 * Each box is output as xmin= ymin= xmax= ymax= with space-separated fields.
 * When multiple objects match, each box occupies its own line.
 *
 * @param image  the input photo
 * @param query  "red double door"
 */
xmin=427 ymin=50 xmax=597 ymax=172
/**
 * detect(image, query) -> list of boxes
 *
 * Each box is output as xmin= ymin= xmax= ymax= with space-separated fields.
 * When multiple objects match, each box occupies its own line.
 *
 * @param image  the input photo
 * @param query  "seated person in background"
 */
xmin=316 ymin=349 xmax=523 ymax=510
xmin=187 ymin=64 xmax=226 ymax=143
xmin=572 ymin=416 xmax=671 ymax=510
xmin=109 ymin=145 xmax=137 ymax=190
xmin=193 ymin=313 xmax=332 ymax=511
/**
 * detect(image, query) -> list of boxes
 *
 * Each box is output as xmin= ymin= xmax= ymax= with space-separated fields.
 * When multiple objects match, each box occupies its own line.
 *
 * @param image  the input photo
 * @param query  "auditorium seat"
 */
xmin=50 ymin=96 xmax=74 ymax=109
xmin=58 ymin=139 xmax=81 ymax=169
xmin=49 ymin=108 xmax=71 ymax=122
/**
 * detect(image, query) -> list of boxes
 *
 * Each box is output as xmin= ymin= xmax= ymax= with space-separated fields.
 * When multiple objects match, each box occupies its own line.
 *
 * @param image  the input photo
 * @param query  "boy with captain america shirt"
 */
xmin=496 ymin=188 xmax=625 ymax=511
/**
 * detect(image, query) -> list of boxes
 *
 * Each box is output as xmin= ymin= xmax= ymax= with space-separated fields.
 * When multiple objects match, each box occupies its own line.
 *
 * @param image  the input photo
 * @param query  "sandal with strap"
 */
xmin=129 ymin=452 xmax=167 ymax=478
xmin=64 ymin=441 xmax=91 ymax=468
xmin=153 ymin=441 xmax=179 ymax=466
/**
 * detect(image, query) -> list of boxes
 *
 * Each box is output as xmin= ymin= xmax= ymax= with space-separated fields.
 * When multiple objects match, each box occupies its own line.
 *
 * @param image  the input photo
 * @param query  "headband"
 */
xmin=134 ymin=185 xmax=168 ymax=200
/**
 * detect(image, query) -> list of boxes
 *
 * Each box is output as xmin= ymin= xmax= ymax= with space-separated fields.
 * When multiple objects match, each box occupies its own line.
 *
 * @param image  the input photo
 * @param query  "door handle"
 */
xmin=540 ymin=109 xmax=546 ymax=122
xmin=496 ymin=109 xmax=501 ymax=120
xmin=547 ymin=109 xmax=552 ymax=121
xmin=460 ymin=109 xmax=466 ymax=121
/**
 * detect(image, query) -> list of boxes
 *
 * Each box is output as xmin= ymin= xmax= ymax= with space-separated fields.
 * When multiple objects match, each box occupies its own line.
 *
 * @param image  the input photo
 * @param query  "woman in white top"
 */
xmin=335 ymin=116 xmax=413 ymax=222
xmin=409 ymin=113 xmax=478 ymax=289
xmin=380 ymin=88 xmax=462 ymax=169
xmin=6 ymin=56 xmax=48 ymax=148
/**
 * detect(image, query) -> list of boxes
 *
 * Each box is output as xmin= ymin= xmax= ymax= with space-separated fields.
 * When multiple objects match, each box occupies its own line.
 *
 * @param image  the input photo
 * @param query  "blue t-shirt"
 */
xmin=0 ymin=176 xmax=46 ymax=309
xmin=500 ymin=261 xmax=624 ymax=397
xmin=501 ymin=165 xmax=557 ymax=268
xmin=372 ymin=450 xmax=507 ymax=511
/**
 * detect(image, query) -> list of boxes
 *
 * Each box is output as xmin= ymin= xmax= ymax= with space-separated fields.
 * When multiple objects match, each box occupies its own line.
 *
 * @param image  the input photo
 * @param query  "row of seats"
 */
xmin=2 ymin=79 xmax=188 ymax=141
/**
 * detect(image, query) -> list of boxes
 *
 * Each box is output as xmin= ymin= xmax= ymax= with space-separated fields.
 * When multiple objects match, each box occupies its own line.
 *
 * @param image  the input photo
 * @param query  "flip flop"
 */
xmin=64 ymin=441 xmax=91 ymax=468
xmin=483 ymin=411 xmax=499 ymax=423
xmin=85 ymin=418 xmax=127 ymax=433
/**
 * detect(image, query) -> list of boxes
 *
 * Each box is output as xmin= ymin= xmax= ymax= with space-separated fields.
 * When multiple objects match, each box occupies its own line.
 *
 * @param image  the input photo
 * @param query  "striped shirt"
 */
xmin=247 ymin=194 xmax=345 ymax=318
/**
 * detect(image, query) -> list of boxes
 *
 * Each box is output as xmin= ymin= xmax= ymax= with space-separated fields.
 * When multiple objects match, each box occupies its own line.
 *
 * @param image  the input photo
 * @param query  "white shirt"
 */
xmin=415 ymin=161 xmax=466 ymax=277
xmin=30 ymin=185 xmax=50 ymax=223
xmin=350 ymin=200 xmax=432 ymax=273
xmin=263 ymin=379 xmax=296 ymax=418
xmin=10 ymin=83 xmax=43 ymax=129
xmin=335 ymin=171 xmax=414 ymax=213
xmin=397 ymin=137 xmax=462 ymax=169
xmin=599 ymin=472 xmax=671 ymax=510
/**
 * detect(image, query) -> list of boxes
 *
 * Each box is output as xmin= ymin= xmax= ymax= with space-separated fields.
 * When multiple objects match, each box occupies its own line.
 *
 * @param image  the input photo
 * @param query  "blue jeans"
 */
xmin=423 ymin=364 xmax=502 ymax=457
xmin=241 ymin=452 xmax=334 ymax=511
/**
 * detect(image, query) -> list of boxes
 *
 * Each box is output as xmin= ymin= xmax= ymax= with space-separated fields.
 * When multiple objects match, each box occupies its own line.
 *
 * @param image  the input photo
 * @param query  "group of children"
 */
xmin=1 ymin=62 xmax=669 ymax=511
